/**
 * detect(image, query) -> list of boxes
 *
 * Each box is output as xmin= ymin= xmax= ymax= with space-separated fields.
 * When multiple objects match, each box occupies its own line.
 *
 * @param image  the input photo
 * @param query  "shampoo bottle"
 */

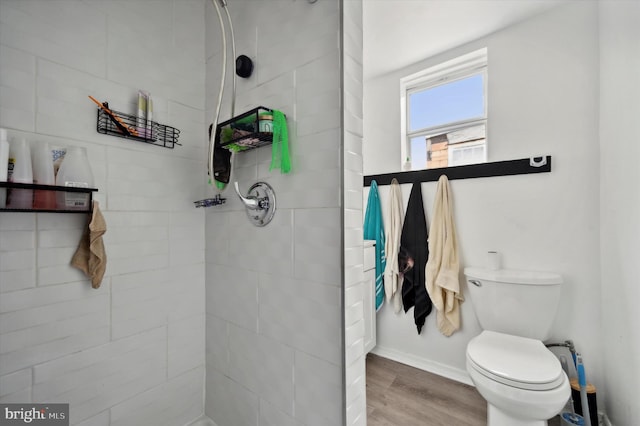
xmin=32 ymin=141 xmax=56 ymax=209
xmin=7 ymin=138 xmax=33 ymax=209
xmin=55 ymin=146 xmax=94 ymax=210
xmin=0 ymin=128 xmax=9 ymax=208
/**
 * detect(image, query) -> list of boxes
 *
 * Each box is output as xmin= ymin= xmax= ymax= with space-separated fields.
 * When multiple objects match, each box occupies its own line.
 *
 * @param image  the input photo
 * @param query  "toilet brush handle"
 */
xmin=577 ymin=354 xmax=591 ymax=426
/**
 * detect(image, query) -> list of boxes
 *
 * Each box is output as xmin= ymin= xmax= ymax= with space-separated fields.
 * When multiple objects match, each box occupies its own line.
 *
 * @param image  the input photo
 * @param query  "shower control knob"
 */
xmin=236 ymin=55 xmax=253 ymax=78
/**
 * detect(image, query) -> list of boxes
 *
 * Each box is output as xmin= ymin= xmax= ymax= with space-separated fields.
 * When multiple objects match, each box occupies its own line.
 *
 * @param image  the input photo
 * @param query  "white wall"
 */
xmin=203 ymin=1 xmax=345 ymax=425
xmin=0 ymin=1 xmax=207 ymax=425
xmin=599 ymin=2 xmax=640 ymax=425
xmin=363 ymin=0 xmax=604 ymax=397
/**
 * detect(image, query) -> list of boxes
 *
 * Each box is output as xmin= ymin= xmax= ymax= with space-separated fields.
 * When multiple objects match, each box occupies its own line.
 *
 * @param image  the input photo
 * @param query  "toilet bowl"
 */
xmin=464 ymin=268 xmax=571 ymax=426
xmin=466 ymin=331 xmax=570 ymax=426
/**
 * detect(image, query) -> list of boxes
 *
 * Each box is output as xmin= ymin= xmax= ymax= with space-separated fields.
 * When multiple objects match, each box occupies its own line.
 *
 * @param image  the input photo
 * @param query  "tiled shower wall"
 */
xmin=341 ymin=0 xmax=365 ymax=425
xmin=203 ymin=1 xmax=344 ymax=425
xmin=0 ymin=1 xmax=207 ymax=425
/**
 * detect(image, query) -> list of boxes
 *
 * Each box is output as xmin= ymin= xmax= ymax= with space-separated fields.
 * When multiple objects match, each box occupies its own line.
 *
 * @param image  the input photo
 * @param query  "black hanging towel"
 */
xmin=400 ymin=182 xmax=432 ymax=334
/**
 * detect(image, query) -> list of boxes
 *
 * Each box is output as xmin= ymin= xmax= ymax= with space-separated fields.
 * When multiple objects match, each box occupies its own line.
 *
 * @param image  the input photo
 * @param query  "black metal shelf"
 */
xmin=364 ymin=156 xmax=552 ymax=187
xmin=0 ymin=182 xmax=98 ymax=213
xmin=217 ymin=106 xmax=274 ymax=152
xmin=96 ymin=107 xmax=181 ymax=149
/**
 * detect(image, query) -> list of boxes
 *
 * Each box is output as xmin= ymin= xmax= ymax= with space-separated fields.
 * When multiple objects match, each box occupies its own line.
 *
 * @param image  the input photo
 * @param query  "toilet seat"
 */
xmin=467 ymin=331 xmax=564 ymax=391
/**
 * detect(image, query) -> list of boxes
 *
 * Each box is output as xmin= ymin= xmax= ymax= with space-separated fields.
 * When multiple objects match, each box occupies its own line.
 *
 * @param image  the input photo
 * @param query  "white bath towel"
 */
xmin=425 ymin=175 xmax=464 ymax=336
xmin=383 ymin=178 xmax=404 ymax=313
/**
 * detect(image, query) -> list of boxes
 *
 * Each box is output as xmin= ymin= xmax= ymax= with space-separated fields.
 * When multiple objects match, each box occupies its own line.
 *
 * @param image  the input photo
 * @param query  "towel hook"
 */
xmin=529 ymin=156 xmax=547 ymax=168
xmin=233 ymin=181 xmax=276 ymax=227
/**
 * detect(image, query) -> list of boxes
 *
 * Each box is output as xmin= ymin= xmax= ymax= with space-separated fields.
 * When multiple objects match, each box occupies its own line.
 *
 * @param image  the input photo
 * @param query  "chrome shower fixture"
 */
xmin=234 ymin=181 xmax=276 ymax=227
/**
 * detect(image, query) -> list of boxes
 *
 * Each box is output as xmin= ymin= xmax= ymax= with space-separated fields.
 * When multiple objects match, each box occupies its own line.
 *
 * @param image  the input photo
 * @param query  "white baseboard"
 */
xmin=370 ymin=345 xmax=473 ymax=386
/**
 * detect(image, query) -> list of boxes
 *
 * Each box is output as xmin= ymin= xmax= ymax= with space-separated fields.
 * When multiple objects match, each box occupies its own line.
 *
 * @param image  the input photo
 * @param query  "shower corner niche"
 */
xmin=216 ymin=106 xmax=277 ymax=152
xmin=0 ymin=182 xmax=98 ymax=214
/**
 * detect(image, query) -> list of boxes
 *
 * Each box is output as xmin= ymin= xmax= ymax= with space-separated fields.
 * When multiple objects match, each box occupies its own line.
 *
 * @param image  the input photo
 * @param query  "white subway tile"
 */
xmin=0 ymin=291 xmax=106 ymax=336
xmin=345 ymin=300 xmax=363 ymax=328
xmin=205 ymin=212 xmax=229 ymax=265
xmin=205 ymin=314 xmax=228 ymax=376
xmin=0 ymin=368 xmax=31 ymax=401
xmin=37 ymin=227 xmax=83 ymax=249
xmin=111 ymin=269 xmax=169 ymax=340
xmin=345 ymin=335 xmax=364 ymax=367
xmin=259 ymin=399 xmax=298 ymax=426
xmin=110 ymin=366 xmax=204 ymax=426
xmin=259 ymin=173 xmax=340 ymax=210
xmin=33 ymin=327 xmax=166 ymax=424
xmin=0 ymin=44 xmax=36 ymax=132
xmin=37 ymin=264 xmax=90 ymax=287
xmin=226 ymin=208 xmax=294 ymax=276
xmin=107 ymin=253 xmax=169 ymax=276
xmin=0 ymin=250 xmax=34 ymax=272
xmin=227 ymin=324 xmax=294 ymax=415
xmin=0 ymin=269 xmax=35 ymax=293
xmin=167 ymin=263 xmax=205 ymax=321
xmin=205 ymin=264 xmax=258 ymax=332
xmin=168 ymin=315 xmax=205 ymax=379
xmin=0 ymin=231 xmax=35 ymax=251
xmin=0 ymin=0 xmax=106 ymax=77
xmin=37 ymin=246 xmax=77 ymax=268
xmin=258 ymin=273 xmax=341 ymax=366
xmin=74 ymin=411 xmax=109 ymax=426
xmin=0 ymin=281 xmax=98 ymax=314
xmin=1 ymin=325 xmax=109 ymax=376
xmin=0 ymin=214 xmax=34 ymax=232
xmin=293 ymin=208 xmax=341 ymax=286
xmin=294 ymin=351 xmax=342 ymax=426
xmin=206 ymin=370 xmax=257 ymax=426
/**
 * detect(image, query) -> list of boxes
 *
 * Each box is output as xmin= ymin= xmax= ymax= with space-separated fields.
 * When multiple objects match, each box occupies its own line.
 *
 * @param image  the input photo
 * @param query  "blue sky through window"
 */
xmin=409 ymin=74 xmax=484 ymax=132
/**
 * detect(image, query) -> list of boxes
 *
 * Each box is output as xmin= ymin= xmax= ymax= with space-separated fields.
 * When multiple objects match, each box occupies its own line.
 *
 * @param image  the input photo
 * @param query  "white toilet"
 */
xmin=464 ymin=267 xmax=571 ymax=426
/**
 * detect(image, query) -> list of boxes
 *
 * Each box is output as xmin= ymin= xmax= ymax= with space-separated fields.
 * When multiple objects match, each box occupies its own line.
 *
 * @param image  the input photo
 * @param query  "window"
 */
xmin=400 ymin=49 xmax=487 ymax=171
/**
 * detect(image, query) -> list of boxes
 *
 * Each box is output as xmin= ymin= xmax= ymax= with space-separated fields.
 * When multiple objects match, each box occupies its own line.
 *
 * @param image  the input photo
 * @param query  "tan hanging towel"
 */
xmin=383 ymin=178 xmax=404 ymax=313
xmin=71 ymin=201 xmax=107 ymax=289
xmin=425 ymin=175 xmax=463 ymax=336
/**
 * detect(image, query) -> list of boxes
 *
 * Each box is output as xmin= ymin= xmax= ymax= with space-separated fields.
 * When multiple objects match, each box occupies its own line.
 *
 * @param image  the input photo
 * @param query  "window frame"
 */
xmin=400 ymin=48 xmax=488 ymax=171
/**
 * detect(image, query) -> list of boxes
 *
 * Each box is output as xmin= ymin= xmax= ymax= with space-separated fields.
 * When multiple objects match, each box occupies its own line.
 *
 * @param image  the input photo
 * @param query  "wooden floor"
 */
xmin=366 ymin=354 xmax=562 ymax=426
xmin=366 ymin=354 xmax=486 ymax=426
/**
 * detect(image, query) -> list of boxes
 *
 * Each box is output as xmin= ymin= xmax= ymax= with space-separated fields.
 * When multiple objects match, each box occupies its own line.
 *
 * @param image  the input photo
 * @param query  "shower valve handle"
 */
xmin=234 ymin=182 xmax=260 ymax=210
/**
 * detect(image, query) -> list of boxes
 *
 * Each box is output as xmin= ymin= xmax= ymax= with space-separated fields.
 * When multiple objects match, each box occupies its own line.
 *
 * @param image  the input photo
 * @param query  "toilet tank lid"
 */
xmin=464 ymin=267 xmax=562 ymax=285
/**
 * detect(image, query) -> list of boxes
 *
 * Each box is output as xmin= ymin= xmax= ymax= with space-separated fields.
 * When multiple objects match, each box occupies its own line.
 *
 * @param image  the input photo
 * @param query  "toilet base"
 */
xmin=488 ymin=404 xmax=547 ymax=426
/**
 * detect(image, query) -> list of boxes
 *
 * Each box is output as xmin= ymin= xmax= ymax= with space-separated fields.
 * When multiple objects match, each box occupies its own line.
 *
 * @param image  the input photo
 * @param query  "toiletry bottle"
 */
xmin=403 ymin=157 xmax=411 ymax=171
xmin=0 ymin=128 xmax=9 ymax=208
xmin=55 ymin=146 xmax=94 ymax=210
xmin=146 ymin=93 xmax=154 ymax=140
xmin=32 ymin=141 xmax=56 ymax=209
xmin=137 ymin=90 xmax=148 ymax=138
xmin=7 ymin=138 xmax=33 ymax=209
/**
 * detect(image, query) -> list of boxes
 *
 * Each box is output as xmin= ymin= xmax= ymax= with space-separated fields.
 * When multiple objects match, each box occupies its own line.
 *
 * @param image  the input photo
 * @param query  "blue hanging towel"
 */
xmin=364 ymin=180 xmax=386 ymax=311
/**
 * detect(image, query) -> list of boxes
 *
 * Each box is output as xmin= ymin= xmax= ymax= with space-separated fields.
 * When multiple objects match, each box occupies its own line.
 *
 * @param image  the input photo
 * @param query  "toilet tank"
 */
xmin=464 ymin=267 xmax=563 ymax=341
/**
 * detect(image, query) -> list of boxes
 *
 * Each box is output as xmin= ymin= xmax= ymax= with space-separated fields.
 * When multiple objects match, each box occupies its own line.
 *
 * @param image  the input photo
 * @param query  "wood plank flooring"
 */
xmin=366 ymin=354 xmax=563 ymax=426
xmin=366 ymin=354 xmax=486 ymax=426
